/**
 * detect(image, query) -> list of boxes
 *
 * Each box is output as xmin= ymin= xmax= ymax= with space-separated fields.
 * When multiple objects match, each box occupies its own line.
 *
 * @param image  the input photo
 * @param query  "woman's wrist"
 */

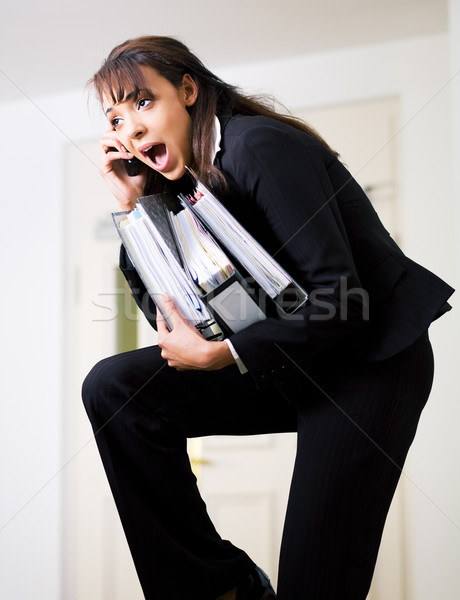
xmin=203 ymin=340 xmax=235 ymax=371
xmin=118 ymin=196 xmax=138 ymax=211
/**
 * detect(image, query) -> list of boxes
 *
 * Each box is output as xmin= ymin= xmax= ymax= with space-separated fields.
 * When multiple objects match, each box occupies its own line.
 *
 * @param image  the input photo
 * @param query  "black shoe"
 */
xmin=236 ymin=566 xmax=276 ymax=599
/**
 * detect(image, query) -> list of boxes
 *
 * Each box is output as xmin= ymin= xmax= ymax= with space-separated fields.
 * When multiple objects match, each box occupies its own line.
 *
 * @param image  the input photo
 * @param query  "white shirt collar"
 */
xmin=210 ymin=115 xmax=222 ymax=163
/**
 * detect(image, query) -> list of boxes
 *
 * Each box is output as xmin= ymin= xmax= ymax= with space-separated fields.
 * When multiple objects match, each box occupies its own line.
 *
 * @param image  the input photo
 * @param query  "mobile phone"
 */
xmin=108 ymin=146 xmax=141 ymax=177
xmin=124 ymin=157 xmax=141 ymax=177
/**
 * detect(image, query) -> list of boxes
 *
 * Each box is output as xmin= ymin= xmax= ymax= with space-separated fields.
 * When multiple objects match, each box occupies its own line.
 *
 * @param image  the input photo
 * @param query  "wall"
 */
xmin=0 ymin=91 xmax=105 ymax=598
xmin=0 ymin=31 xmax=458 ymax=599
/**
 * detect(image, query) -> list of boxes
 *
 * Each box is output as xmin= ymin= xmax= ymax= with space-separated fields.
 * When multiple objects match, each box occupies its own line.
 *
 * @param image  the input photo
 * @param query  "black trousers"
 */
xmin=82 ymin=332 xmax=434 ymax=600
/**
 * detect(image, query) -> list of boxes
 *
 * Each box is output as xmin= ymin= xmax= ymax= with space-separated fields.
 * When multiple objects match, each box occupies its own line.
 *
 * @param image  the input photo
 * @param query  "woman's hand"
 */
xmin=99 ymin=127 xmax=148 ymax=211
xmin=157 ymin=295 xmax=235 ymax=371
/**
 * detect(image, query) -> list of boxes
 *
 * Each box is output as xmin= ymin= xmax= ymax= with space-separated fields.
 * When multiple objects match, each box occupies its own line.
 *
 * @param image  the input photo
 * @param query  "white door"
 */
xmin=63 ymin=96 xmax=403 ymax=599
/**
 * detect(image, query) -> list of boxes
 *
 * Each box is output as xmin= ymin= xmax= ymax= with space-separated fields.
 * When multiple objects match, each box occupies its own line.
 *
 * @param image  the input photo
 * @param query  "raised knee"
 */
xmin=81 ymin=355 xmax=121 ymax=420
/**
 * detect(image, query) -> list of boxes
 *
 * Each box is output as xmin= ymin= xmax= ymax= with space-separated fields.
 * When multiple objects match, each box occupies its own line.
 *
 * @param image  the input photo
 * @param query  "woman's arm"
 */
xmin=219 ymin=117 xmax=369 ymax=375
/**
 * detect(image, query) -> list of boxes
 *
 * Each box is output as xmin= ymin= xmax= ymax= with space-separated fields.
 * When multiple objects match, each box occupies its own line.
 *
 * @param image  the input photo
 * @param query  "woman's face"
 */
xmin=103 ymin=66 xmax=198 ymax=180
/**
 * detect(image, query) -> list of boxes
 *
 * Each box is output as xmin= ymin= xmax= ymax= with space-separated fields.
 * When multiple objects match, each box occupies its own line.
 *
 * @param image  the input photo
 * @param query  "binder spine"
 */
xmin=112 ymin=211 xmax=224 ymax=341
xmin=195 ymin=319 xmax=225 ymax=341
xmin=273 ymin=281 xmax=308 ymax=315
xmin=112 ymin=176 xmax=308 ymax=344
xmin=203 ymin=275 xmax=266 ymax=335
xmin=179 ymin=175 xmax=309 ymax=315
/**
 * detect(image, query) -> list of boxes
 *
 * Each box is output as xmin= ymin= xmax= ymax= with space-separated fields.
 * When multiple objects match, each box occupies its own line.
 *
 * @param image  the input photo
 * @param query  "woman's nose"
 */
xmin=126 ymin=117 xmax=146 ymax=140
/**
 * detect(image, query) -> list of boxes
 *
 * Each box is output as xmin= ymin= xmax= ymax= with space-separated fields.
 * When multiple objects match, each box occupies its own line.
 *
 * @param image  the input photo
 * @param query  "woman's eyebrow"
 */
xmin=105 ymin=88 xmax=150 ymax=116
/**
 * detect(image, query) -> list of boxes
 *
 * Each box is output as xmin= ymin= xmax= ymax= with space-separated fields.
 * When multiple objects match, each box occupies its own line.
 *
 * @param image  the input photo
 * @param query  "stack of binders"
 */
xmin=112 ymin=172 xmax=307 ymax=340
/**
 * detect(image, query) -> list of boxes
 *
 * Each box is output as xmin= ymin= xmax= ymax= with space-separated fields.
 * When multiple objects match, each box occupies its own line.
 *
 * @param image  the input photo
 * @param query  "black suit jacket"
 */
xmin=121 ymin=113 xmax=454 ymax=376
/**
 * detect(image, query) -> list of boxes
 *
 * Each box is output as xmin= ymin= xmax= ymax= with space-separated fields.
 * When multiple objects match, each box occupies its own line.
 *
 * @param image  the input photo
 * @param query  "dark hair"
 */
xmin=88 ymin=36 xmax=336 ymax=193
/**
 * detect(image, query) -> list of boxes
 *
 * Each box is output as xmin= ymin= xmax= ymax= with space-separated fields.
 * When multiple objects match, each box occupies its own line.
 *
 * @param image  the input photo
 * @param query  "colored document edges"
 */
xmin=181 ymin=169 xmax=308 ymax=315
xmin=112 ymin=192 xmax=268 ymax=340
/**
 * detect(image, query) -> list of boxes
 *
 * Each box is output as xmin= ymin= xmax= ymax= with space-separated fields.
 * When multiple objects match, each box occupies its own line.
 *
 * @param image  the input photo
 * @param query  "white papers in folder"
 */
xmin=114 ymin=198 xmax=269 ymax=337
xmin=115 ymin=208 xmax=213 ymax=329
xmin=170 ymin=208 xmax=235 ymax=293
xmin=182 ymin=170 xmax=308 ymax=311
xmin=169 ymin=207 xmax=266 ymax=334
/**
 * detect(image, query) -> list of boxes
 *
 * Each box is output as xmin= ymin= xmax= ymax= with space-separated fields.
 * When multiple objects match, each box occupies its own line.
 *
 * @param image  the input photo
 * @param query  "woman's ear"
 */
xmin=181 ymin=73 xmax=198 ymax=107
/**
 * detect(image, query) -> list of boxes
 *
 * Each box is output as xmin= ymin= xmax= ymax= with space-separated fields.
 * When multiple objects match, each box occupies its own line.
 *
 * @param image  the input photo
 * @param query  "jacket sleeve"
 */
xmin=119 ymin=245 xmax=158 ymax=330
xmin=220 ymin=120 xmax=369 ymax=375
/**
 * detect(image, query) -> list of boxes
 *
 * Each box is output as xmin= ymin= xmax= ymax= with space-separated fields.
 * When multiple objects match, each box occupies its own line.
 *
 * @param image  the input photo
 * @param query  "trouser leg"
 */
xmin=276 ymin=333 xmax=434 ymax=600
xmin=82 ymin=344 xmax=297 ymax=600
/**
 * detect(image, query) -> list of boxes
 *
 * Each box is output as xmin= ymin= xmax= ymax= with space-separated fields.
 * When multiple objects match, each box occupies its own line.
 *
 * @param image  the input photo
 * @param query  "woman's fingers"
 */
xmin=98 ymin=131 xmax=147 ymax=210
xmin=100 ymin=132 xmax=132 ymax=172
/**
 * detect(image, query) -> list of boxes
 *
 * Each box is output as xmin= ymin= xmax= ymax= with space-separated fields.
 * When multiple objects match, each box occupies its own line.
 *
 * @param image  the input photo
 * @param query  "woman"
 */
xmin=83 ymin=36 xmax=454 ymax=600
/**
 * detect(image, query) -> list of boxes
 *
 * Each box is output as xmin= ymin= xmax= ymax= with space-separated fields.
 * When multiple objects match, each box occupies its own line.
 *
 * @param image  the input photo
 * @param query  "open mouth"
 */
xmin=139 ymin=143 xmax=168 ymax=170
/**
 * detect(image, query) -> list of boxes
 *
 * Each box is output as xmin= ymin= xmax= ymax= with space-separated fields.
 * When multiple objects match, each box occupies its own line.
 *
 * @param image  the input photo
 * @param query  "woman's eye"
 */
xmin=111 ymin=117 xmax=122 ymax=130
xmin=137 ymin=98 xmax=151 ymax=109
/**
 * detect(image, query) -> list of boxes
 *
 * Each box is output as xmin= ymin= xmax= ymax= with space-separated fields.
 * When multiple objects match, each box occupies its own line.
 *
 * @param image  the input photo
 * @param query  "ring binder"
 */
xmin=181 ymin=169 xmax=308 ymax=315
xmin=112 ymin=172 xmax=308 ymax=340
